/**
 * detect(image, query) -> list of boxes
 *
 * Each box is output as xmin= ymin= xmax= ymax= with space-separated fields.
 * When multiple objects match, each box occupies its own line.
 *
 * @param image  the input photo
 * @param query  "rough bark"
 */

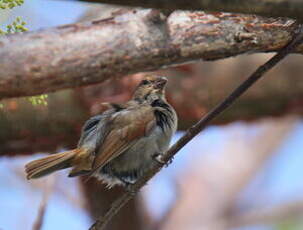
xmin=0 ymin=10 xmax=301 ymax=99
xmin=84 ymin=0 xmax=303 ymax=21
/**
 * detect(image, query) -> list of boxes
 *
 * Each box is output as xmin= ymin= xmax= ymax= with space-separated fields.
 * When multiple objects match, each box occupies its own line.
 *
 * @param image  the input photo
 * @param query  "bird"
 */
xmin=25 ymin=75 xmax=177 ymax=188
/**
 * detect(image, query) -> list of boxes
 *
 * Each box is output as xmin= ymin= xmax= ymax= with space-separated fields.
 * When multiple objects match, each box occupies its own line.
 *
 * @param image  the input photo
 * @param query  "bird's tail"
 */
xmin=25 ymin=149 xmax=85 ymax=180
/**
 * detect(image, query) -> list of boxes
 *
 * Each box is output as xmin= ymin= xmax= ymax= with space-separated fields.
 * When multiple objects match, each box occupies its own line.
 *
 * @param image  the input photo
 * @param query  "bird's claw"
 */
xmin=124 ymin=183 xmax=137 ymax=196
xmin=152 ymin=153 xmax=174 ymax=167
xmin=152 ymin=153 xmax=165 ymax=166
xmin=165 ymin=156 xmax=174 ymax=167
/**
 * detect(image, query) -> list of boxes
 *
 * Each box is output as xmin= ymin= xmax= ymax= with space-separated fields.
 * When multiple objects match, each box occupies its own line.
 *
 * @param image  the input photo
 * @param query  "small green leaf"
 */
xmin=0 ymin=0 xmax=23 ymax=9
xmin=1 ymin=17 xmax=28 ymax=34
xmin=28 ymin=94 xmax=49 ymax=107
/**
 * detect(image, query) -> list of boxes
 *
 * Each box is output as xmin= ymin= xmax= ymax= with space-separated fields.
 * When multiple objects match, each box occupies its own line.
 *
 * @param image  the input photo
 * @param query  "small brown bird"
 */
xmin=25 ymin=75 xmax=177 ymax=188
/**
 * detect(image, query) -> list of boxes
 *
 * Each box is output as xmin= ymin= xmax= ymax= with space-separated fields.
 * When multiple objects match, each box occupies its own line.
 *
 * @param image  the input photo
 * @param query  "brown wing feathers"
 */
xmin=91 ymin=105 xmax=156 ymax=172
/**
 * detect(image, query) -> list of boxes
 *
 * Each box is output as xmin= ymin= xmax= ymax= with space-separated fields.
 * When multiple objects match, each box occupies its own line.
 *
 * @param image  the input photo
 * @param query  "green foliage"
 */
xmin=0 ymin=0 xmax=24 ymax=9
xmin=0 ymin=0 xmax=28 ymax=35
xmin=0 ymin=16 xmax=27 ymax=35
xmin=28 ymin=94 xmax=48 ymax=106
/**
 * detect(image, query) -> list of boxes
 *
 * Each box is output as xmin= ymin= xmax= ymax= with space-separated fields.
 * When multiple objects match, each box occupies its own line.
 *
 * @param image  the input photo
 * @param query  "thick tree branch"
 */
xmin=83 ymin=0 xmax=303 ymax=22
xmin=88 ymin=22 xmax=303 ymax=230
xmin=0 ymin=10 xmax=302 ymax=99
xmin=0 ymin=90 xmax=88 ymax=156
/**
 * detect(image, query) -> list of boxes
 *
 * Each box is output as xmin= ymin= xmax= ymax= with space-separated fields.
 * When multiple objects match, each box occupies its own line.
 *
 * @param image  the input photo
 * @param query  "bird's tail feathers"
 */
xmin=25 ymin=149 xmax=83 ymax=179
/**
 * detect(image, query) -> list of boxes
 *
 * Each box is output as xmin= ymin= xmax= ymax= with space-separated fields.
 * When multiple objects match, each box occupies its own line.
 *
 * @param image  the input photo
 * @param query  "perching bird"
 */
xmin=25 ymin=75 xmax=177 ymax=188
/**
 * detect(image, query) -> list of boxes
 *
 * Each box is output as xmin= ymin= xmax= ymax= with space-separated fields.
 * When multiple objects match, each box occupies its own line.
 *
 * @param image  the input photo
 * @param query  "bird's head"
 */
xmin=133 ymin=75 xmax=168 ymax=102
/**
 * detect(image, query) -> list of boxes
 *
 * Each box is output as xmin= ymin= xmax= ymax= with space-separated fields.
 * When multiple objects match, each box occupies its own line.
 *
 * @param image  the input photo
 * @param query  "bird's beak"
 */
xmin=154 ymin=77 xmax=168 ymax=89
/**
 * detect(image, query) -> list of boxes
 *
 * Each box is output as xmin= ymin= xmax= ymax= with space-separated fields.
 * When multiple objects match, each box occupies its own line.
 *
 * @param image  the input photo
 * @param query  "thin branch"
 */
xmin=32 ymin=176 xmax=55 ymax=230
xmin=80 ymin=0 xmax=303 ymax=22
xmin=88 ymin=22 xmax=303 ymax=230
xmin=0 ymin=10 xmax=302 ymax=99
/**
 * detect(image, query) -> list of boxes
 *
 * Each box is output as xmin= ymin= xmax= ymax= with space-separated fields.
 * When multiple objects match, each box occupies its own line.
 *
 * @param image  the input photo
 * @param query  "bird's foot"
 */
xmin=152 ymin=153 xmax=173 ymax=167
xmin=124 ymin=183 xmax=137 ymax=196
xmin=152 ymin=153 xmax=165 ymax=166
xmin=118 ymin=177 xmax=137 ymax=195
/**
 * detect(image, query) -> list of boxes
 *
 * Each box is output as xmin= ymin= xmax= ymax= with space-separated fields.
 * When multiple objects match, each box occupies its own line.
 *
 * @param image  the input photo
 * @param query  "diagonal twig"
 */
xmin=89 ymin=22 xmax=303 ymax=230
xmin=32 ymin=176 xmax=55 ymax=230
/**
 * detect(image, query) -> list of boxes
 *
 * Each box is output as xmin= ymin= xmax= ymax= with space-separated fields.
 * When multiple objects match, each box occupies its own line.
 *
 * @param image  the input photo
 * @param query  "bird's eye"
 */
xmin=141 ymin=80 xmax=149 ymax=85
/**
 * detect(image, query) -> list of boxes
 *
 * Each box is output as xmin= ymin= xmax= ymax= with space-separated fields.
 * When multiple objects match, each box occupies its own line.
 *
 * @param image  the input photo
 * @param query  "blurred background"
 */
xmin=1 ymin=1 xmax=303 ymax=230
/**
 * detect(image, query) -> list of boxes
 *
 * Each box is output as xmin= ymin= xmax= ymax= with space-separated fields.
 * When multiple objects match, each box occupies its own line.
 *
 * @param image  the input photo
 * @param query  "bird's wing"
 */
xmin=77 ymin=115 xmax=102 ymax=147
xmin=78 ymin=102 xmax=124 ymax=148
xmin=91 ymin=104 xmax=156 ymax=172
